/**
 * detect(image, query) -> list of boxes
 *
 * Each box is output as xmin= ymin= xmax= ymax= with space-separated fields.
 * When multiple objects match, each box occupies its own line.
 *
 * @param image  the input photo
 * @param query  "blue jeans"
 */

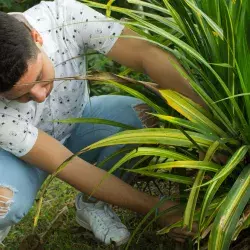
xmin=0 ymin=95 xmax=149 ymax=229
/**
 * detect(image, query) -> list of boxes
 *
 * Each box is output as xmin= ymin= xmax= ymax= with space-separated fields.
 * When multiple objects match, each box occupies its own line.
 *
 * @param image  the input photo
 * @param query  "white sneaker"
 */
xmin=0 ymin=226 xmax=11 ymax=244
xmin=75 ymin=194 xmax=130 ymax=246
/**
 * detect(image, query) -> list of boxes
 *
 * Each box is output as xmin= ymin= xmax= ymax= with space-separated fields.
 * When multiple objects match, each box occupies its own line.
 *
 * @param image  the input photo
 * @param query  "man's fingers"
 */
xmin=170 ymin=227 xmax=196 ymax=238
xmin=199 ymin=151 xmax=205 ymax=160
xmin=173 ymin=237 xmax=185 ymax=244
xmin=168 ymin=232 xmax=186 ymax=243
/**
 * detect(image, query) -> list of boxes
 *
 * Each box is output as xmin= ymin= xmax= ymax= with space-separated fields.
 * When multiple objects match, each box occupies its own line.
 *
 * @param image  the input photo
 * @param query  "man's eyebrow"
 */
xmin=35 ymin=71 xmax=43 ymax=82
xmin=12 ymin=69 xmax=43 ymax=89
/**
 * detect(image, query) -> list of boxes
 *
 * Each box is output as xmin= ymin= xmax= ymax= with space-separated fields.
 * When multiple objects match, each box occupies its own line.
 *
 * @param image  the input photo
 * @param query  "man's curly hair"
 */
xmin=0 ymin=11 xmax=39 ymax=92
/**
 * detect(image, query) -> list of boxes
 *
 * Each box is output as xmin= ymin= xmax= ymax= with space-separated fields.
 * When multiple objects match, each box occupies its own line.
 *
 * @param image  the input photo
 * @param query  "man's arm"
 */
xmin=107 ymin=28 xmax=204 ymax=106
xmin=21 ymin=130 xmax=176 ymax=214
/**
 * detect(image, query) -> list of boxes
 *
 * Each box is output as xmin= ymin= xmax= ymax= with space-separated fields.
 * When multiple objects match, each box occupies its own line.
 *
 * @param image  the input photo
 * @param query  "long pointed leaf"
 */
xmin=126 ymin=168 xmax=193 ymax=185
xmin=184 ymin=141 xmax=221 ymax=230
xmin=209 ymin=165 xmax=250 ymax=250
xmin=199 ymin=146 xmax=249 ymax=229
xmin=55 ymin=117 xmax=136 ymax=130
xmin=160 ymin=90 xmax=228 ymax=138
xmin=137 ymin=161 xmax=221 ymax=172
xmin=79 ymin=128 xmax=225 ymax=155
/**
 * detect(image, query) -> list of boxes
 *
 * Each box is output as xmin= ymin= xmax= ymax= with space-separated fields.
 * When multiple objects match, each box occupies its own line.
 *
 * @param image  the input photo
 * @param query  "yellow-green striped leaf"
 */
xmin=184 ymin=0 xmax=224 ymax=39
xmin=160 ymin=90 xmax=228 ymax=138
xmin=184 ymin=141 xmax=221 ymax=230
xmin=55 ymin=117 xmax=136 ymax=130
xmin=233 ymin=206 xmax=250 ymax=241
xmin=153 ymin=114 xmax=218 ymax=137
xmin=79 ymin=128 xmax=218 ymax=155
xmin=105 ymin=147 xmax=193 ymax=176
xmin=199 ymin=146 xmax=249 ymax=229
xmin=126 ymin=169 xmax=193 ymax=185
xmin=137 ymin=161 xmax=221 ymax=172
xmin=209 ymin=165 xmax=250 ymax=250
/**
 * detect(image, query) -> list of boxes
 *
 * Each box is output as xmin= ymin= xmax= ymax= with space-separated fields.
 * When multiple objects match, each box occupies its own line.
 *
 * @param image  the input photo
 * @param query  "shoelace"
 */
xmin=89 ymin=204 xmax=121 ymax=229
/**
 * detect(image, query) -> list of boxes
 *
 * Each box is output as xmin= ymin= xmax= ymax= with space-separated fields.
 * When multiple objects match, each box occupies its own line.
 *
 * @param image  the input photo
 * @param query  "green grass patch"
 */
xmin=3 ymin=179 xmax=175 ymax=250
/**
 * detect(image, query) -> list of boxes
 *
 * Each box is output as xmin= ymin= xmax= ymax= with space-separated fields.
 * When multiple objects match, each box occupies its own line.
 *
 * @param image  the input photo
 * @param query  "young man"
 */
xmin=0 ymin=0 xmax=201 ymax=246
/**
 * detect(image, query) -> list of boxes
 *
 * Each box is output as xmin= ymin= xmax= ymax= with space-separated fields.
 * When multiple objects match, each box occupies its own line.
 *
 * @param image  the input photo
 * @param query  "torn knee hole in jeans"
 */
xmin=0 ymin=186 xmax=15 ymax=219
xmin=133 ymin=103 xmax=159 ymax=128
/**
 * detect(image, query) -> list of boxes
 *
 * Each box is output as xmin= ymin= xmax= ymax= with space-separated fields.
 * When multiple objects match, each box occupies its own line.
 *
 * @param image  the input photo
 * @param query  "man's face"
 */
xmin=1 ymin=47 xmax=55 ymax=104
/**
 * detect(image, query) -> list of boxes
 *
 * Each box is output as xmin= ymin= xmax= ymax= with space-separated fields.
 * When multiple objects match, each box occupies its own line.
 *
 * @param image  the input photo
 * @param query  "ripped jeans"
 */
xmin=0 ymin=95 xmax=157 ymax=229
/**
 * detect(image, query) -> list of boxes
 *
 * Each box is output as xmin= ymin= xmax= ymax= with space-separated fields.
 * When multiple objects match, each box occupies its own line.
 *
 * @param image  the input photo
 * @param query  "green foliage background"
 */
xmin=1 ymin=0 xmax=250 ymax=249
xmin=0 ymin=0 xmax=133 ymax=12
xmin=0 ymin=0 xmax=40 ymax=12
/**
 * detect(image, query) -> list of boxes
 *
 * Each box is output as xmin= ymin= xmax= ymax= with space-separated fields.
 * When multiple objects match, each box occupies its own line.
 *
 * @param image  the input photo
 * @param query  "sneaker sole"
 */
xmin=75 ymin=215 xmax=130 ymax=246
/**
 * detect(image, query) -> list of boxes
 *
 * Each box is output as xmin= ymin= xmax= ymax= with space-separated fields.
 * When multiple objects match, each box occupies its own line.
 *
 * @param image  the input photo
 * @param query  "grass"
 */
xmin=2 ymin=178 xmax=176 ymax=250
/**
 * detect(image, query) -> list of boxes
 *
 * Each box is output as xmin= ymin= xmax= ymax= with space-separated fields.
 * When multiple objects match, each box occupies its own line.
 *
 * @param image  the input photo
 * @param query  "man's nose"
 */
xmin=29 ymin=84 xmax=47 ymax=103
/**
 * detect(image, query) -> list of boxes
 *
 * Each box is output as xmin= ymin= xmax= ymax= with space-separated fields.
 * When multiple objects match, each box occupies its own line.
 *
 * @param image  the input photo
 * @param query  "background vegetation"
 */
xmin=1 ymin=0 xmax=250 ymax=250
xmin=0 ymin=0 xmax=165 ymax=249
xmin=0 ymin=0 xmax=40 ymax=12
xmin=78 ymin=1 xmax=250 ymax=249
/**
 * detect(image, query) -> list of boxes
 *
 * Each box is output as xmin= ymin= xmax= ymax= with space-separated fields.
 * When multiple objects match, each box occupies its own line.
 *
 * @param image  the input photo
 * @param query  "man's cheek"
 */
xmin=16 ymin=95 xmax=32 ymax=103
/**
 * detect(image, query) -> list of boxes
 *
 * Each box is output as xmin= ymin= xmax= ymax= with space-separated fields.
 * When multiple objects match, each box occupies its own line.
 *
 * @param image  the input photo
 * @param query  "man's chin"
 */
xmin=46 ymin=83 xmax=54 ymax=98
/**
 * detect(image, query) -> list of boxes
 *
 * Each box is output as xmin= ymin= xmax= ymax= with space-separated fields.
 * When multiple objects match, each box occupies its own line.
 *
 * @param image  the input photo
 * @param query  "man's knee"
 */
xmin=133 ymin=103 xmax=159 ymax=128
xmin=0 ymin=186 xmax=31 ymax=227
xmin=0 ymin=187 xmax=14 ymax=220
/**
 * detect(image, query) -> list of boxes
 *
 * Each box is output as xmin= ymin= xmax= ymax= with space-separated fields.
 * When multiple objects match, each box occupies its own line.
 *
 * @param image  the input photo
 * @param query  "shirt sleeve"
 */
xmin=0 ymin=104 xmax=38 ymax=157
xmin=57 ymin=0 xmax=125 ymax=54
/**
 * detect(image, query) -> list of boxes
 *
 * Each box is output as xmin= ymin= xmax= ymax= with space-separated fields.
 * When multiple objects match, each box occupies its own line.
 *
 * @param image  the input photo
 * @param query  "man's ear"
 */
xmin=30 ymin=29 xmax=43 ymax=46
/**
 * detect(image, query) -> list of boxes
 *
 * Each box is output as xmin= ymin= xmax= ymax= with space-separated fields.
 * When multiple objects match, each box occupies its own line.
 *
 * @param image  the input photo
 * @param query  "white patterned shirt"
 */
xmin=0 ymin=0 xmax=124 ymax=157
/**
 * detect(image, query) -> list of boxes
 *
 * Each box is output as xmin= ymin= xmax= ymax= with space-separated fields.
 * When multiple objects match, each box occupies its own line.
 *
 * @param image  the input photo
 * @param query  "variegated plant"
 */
xmin=76 ymin=1 xmax=250 ymax=249
xmin=35 ymin=0 xmax=250 ymax=249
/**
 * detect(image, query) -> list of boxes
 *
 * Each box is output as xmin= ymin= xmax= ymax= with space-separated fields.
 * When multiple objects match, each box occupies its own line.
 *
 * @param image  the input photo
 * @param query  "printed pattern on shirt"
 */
xmin=0 ymin=0 xmax=124 ymax=157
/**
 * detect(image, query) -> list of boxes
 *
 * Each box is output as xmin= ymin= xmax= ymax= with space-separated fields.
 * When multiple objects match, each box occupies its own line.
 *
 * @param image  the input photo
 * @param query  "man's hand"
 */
xmin=21 ymin=130 xmax=197 ymax=243
xmin=157 ymin=201 xmax=197 ymax=243
xmin=199 ymin=151 xmax=228 ymax=165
